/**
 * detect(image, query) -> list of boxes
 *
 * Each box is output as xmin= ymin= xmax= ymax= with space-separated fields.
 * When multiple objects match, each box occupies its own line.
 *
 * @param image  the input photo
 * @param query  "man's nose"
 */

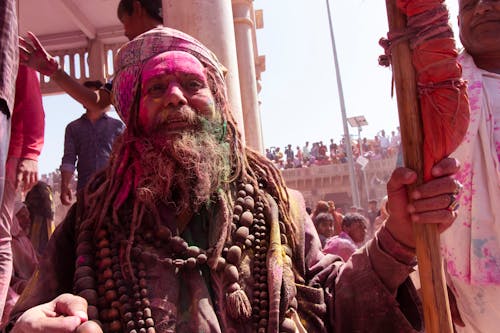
xmin=163 ymin=81 xmax=188 ymax=107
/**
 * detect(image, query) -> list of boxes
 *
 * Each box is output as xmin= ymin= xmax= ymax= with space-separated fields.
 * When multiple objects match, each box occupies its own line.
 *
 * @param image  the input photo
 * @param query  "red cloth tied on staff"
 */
xmin=397 ymin=0 xmax=470 ymax=181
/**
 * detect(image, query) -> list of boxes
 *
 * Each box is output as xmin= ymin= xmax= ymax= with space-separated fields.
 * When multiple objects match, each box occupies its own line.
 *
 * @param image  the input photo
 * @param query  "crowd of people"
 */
xmin=0 ymin=0 xmax=497 ymax=332
xmin=265 ymin=129 xmax=401 ymax=169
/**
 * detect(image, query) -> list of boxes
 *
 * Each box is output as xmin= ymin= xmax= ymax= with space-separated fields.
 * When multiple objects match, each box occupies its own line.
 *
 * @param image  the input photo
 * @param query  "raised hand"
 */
xmin=19 ymin=31 xmax=59 ymax=76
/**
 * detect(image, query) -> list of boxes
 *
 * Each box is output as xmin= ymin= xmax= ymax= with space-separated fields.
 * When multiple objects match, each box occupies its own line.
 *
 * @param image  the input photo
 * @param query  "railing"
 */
xmin=39 ymin=43 xmax=122 ymax=95
xmin=281 ymin=156 xmax=398 ymax=208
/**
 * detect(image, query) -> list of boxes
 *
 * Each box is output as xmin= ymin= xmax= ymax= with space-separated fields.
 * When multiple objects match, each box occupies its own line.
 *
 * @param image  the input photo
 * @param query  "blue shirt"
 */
xmin=60 ymin=113 xmax=124 ymax=190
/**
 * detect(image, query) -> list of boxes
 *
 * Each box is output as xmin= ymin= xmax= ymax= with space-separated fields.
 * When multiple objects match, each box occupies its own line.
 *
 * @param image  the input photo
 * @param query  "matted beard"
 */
xmin=134 ymin=110 xmax=230 ymax=213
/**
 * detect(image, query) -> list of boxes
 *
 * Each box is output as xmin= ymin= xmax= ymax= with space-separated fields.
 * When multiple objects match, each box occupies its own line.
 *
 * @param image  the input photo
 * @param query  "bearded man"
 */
xmin=6 ymin=27 xmax=462 ymax=333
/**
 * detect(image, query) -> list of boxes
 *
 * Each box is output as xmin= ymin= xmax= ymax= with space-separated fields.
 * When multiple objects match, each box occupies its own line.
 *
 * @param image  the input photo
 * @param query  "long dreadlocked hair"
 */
xmin=80 ymin=63 xmax=298 ymax=280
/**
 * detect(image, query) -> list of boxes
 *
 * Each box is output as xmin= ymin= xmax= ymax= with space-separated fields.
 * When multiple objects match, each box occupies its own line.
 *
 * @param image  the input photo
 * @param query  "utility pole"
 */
xmin=325 ymin=0 xmax=360 ymax=207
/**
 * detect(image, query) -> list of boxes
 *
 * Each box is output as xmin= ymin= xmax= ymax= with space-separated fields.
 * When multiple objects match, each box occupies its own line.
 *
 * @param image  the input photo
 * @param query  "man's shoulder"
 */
xmin=66 ymin=115 xmax=87 ymax=129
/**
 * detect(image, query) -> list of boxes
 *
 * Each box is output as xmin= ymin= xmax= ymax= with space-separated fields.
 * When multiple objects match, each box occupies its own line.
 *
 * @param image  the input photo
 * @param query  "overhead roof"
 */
xmin=18 ymin=0 xmax=127 ymax=51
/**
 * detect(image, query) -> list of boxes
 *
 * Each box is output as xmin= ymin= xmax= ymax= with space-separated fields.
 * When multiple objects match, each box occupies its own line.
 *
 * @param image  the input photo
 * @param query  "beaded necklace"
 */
xmin=73 ymin=181 xmax=293 ymax=333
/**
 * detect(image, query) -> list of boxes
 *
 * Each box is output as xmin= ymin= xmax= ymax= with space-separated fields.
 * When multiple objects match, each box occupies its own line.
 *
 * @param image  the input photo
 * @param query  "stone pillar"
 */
xmin=232 ymin=0 xmax=263 ymax=152
xmin=87 ymin=39 xmax=106 ymax=82
xmin=163 ymin=0 xmax=245 ymax=141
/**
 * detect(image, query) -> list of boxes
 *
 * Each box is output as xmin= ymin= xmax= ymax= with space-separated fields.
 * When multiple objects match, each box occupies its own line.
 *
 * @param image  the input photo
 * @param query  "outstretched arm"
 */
xmin=19 ymin=32 xmax=111 ymax=112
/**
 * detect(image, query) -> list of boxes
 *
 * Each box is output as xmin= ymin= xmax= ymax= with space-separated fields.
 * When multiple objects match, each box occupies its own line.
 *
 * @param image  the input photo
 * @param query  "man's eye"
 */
xmin=185 ymin=79 xmax=204 ymax=91
xmin=147 ymin=83 xmax=167 ymax=97
xmin=461 ymin=1 xmax=477 ymax=11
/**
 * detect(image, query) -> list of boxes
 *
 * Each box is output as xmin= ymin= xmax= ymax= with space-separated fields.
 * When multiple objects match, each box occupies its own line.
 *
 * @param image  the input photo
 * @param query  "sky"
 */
xmin=37 ymin=0 xmax=460 ymax=175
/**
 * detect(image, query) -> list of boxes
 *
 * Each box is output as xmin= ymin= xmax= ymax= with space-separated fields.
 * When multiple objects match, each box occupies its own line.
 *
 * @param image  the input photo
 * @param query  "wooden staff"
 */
xmin=384 ymin=1 xmax=453 ymax=332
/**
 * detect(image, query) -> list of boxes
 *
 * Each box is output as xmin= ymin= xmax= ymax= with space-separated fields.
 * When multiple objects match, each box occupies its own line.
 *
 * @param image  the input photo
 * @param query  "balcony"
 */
xmin=281 ymin=156 xmax=398 ymax=209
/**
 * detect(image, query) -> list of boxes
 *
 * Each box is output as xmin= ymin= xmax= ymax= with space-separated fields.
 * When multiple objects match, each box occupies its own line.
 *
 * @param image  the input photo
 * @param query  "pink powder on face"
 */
xmin=141 ymin=51 xmax=206 ymax=87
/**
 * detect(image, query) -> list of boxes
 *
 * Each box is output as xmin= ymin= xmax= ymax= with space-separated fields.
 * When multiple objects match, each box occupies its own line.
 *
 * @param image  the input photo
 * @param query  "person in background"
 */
xmin=24 ymin=181 xmax=55 ymax=257
xmin=313 ymin=212 xmax=335 ymax=248
xmin=366 ymin=199 xmax=379 ymax=238
xmin=440 ymin=1 xmax=500 ymax=331
xmin=323 ymin=213 xmax=368 ymax=261
xmin=59 ymin=80 xmax=124 ymax=206
xmin=373 ymin=195 xmax=389 ymax=235
xmin=0 ymin=64 xmax=44 ymax=324
xmin=1 ymin=202 xmax=38 ymax=327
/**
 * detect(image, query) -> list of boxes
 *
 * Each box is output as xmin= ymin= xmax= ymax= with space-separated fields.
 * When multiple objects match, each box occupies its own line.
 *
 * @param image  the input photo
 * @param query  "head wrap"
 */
xmin=112 ymin=27 xmax=227 ymax=122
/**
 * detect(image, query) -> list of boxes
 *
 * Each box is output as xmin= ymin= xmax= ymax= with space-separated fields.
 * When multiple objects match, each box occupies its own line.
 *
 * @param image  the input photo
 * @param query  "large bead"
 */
xmin=243 ymin=196 xmax=255 ymax=210
xmin=170 ymin=236 xmax=188 ymax=253
xmin=185 ymin=257 xmax=197 ymax=270
xmin=224 ymin=264 xmax=239 ymax=284
xmin=226 ymin=246 xmax=242 ymax=265
xmin=196 ymin=253 xmax=208 ymax=265
xmin=185 ymin=246 xmax=201 ymax=258
xmin=76 ymin=242 xmax=93 ymax=256
xmin=157 ymin=226 xmax=172 ymax=241
xmin=74 ymin=266 xmax=95 ymax=280
xmin=87 ymin=306 xmax=99 ymax=320
xmin=77 ymin=230 xmax=93 ymax=244
xmin=76 ymin=255 xmax=94 ymax=267
xmin=239 ymin=211 xmax=254 ymax=227
xmin=235 ymin=227 xmax=249 ymax=242
xmin=78 ymin=289 xmax=98 ymax=305
xmin=233 ymin=204 xmax=243 ymax=216
xmin=109 ymin=320 xmax=122 ymax=331
xmin=75 ymin=276 xmax=95 ymax=291
xmin=244 ymin=184 xmax=255 ymax=195
xmin=98 ymin=258 xmax=112 ymax=270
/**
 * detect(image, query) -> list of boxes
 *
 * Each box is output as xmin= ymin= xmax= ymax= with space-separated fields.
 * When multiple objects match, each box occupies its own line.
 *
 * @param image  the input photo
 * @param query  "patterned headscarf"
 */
xmin=112 ymin=26 xmax=227 ymax=122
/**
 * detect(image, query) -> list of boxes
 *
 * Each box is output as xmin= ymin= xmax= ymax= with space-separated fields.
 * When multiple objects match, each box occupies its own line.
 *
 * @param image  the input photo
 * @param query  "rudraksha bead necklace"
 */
xmin=74 ymin=180 xmax=293 ymax=332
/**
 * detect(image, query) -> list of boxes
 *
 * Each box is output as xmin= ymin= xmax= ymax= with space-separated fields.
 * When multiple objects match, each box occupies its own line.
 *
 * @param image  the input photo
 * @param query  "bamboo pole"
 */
xmin=384 ymin=1 xmax=453 ymax=332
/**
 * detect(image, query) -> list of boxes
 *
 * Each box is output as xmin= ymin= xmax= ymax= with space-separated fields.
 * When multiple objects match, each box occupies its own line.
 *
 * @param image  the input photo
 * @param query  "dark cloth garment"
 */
xmin=60 ymin=113 xmax=124 ymax=190
xmin=7 ymin=181 xmax=423 ymax=332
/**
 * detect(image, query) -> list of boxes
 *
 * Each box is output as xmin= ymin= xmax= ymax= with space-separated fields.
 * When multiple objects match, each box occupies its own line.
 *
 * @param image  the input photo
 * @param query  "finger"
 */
xmin=411 ymin=209 xmax=455 ymax=228
xmin=386 ymin=167 xmax=417 ymax=193
xmin=33 ymin=316 xmax=83 ymax=333
xmin=27 ymin=31 xmax=46 ymax=52
xmin=52 ymin=294 xmax=88 ymax=322
xmin=15 ymin=171 xmax=23 ymax=190
xmin=411 ymin=176 xmax=457 ymax=200
xmin=76 ymin=320 xmax=103 ymax=333
xmin=410 ymin=193 xmax=453 ymax=213
xmin=431 ymin=157 xmax=460 ymax=177
xmin=18 ymin=37 xmax=35 ymax=52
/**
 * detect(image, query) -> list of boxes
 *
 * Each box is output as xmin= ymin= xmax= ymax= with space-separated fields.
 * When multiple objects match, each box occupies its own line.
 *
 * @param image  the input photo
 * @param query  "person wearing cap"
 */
xmin=7 ymin=27 xmax=462 ymax=333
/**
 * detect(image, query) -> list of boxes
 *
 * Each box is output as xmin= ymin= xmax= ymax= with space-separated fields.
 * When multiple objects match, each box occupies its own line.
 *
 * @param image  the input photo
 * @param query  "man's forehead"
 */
xmin=142 ymin=51 xmax=206 ymax=82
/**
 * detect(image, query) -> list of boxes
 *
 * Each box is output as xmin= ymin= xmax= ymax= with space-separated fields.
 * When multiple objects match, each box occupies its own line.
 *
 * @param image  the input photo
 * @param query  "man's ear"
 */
xmin=133 ymin=0 xmax=144 ymax=17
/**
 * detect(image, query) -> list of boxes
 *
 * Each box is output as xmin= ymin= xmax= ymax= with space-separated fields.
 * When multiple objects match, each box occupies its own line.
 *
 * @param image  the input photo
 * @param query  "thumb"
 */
xmin=52 ymin=294 xmax=88 ymax=322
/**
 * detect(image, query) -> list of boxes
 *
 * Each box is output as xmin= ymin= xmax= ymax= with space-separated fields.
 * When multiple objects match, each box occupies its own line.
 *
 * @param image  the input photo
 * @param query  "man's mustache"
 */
xmin=154 ymin=106 xmax=200 ymax=132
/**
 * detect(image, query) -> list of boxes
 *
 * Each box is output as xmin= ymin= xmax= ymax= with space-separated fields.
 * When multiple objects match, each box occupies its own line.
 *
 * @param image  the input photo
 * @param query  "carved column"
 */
xmin=163 ymin=0 xmax=245 ymax=141
xmin=87 ymin=39 xmax=106 ymax=82
xmin=232 ymin=0 xmax=263 ymax=152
